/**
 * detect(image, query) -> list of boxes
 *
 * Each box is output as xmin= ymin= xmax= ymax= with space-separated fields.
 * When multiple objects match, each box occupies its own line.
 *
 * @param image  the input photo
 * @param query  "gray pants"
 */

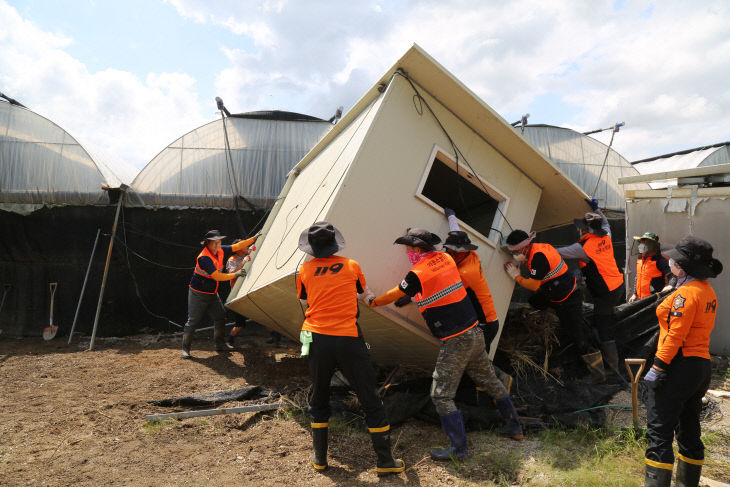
xmin=431 ymin=326 xmax=507 ymax=416
xmin=184 ymin=288 xmax=226 ymax=334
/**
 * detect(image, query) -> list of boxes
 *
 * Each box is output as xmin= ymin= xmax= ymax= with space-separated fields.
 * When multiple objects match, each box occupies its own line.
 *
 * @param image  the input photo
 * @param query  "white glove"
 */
xmin=234 ymin=268 xmax=247 ymax=278
xmin=504 ymin=262 xmax=520 ymax=280
xmin=628 ymin=294 xmax=637 ymax=303
xmin=660 ymin=285 xmax=674 ymax=293
xmin=359 ymin=287 xmax=376 ymax=304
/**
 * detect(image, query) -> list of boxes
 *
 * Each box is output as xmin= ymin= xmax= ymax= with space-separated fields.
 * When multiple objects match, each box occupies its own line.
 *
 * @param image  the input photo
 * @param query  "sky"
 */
xmin=1 ymin=0 xmax=729 ymax=177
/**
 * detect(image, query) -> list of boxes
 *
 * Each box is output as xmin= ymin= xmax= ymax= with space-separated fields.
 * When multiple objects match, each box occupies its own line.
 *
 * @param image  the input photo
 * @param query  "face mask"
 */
xmin=669 ymin=258 xmax=686 ymax=278
xmin=406 ymin=249 xmax=426 ymax=265
xmin=637 ymin=243 xmax=648 ymax=254
xmin=512 ymin=253 xmax=527 ymax=263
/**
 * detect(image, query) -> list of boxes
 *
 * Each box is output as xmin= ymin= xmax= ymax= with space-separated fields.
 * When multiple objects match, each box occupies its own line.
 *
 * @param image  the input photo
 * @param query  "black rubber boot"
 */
xmin=310 ymin=424 xmax=328 ymax=471
xmin=581 ymin=351 xmax=607 ymax=384
xmin=495 ymin=396 xmax=524 ymax=440
xmin=645 ymin=462 xmax=672 ymax=487
xmin=214 ymin=325 xmax=232 ymax=351
xmin=600 ymin=340 xmax=620 ymax=374
xmin=370 ymin=428 xmax=405 ymax=476
xmin=430 ymin=410 xmax=468 ymax=461
xmin=676 ymin=457 xmax=702 ymax=487
xmin=181 ymin=331 xmax=193 ymax=359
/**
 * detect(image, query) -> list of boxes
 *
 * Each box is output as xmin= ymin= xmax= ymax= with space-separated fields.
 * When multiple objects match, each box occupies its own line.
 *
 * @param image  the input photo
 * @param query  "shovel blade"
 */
xmin=43 ymin=325 xmax=58 ymax=341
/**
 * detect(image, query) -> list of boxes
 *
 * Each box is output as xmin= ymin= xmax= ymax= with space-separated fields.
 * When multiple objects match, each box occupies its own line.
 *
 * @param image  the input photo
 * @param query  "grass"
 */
xmin=142 ymin=418 xmax=179 ymax=434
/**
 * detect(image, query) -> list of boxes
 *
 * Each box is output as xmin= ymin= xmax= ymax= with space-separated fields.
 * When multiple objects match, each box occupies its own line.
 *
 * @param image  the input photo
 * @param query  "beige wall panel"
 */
xmin=625 ymin=196 xmax=730 ymax=355
xmin=325 ymin=74 xmax=542 ymax=360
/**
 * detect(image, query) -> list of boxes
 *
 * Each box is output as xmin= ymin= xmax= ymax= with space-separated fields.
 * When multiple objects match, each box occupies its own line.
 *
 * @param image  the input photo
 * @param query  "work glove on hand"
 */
xmin=504 ymin=262 xmax=520 ymax=280
xmin=478 ymin=320 xmax=499 ymax=351
xmin=359 ymin=288 xmax=375 ymax=305
xmin=660 ymin=285 xmax=674 ymax=293
xmin=586 ymin=197 xmax=599 ymax=212
xmin=252 ymin=232 xmax=262 ymax=242
xmin=234 ymin=268 xmax=247 ymax=278
xmin=643 ymin=366 xmax=667 ymax=388
xmin=444 ymin=207 xmax=456 ymax=219
xmin=628 ymin=294 xmax=637 ymax=303
xmin=394 ymin=295 xmax=412 ymax=307
xmin=369 ymin=296 xmax=378 ymax=308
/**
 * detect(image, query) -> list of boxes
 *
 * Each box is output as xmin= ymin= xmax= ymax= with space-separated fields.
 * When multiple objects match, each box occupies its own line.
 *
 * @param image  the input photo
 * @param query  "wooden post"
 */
xmin=89 ymin=186 xmax=126 ymax=351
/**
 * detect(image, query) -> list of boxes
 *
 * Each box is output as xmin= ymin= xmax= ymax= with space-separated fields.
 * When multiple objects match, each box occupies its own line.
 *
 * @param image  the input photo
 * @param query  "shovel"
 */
xmin=43 ymin=282 xmax=59 ymax=340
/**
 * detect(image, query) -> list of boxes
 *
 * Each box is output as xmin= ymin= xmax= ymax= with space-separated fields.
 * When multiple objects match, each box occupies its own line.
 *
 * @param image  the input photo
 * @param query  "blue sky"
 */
xmin=2 ymin=0 xmax=729 ymax=175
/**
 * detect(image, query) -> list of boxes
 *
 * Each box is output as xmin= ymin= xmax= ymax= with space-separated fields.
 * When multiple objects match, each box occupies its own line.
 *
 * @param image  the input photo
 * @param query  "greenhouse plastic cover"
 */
xmin=0 ymin=100 xmax=136 ymax=213
xmin=633 ymin=143 xmax=730 ymax=189
xmin=521 ymin=125 xmax=647 ymax=211
xmin=127 ymin=112 xmax=332 ymax=209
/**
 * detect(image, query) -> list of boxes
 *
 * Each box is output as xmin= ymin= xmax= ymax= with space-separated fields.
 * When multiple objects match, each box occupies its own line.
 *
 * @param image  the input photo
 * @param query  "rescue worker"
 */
xmin=439 ymin=208 xmax=512 ymax=392
xmin=556 ymin=200 xmax=624 ymax=379
xmin=504 ymin=229 xmax=605 ymax=382
xmin=296 ymin=222 xmax=405 ymax=476
xmin=643 ymin=236 xmax=722 ymax=487
xmin=628 ymin=232 xmax=675 ymax=303
xmin=370 ymin=228 xmax=522 ymax=462
xmin=223 ymin=239 xmax=253 ymax=347
xmin=182 ymin=230 xmax=259 ymax=358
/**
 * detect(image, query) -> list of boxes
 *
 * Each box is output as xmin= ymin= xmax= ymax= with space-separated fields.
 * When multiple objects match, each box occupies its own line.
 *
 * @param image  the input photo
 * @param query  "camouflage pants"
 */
xmin=431 ymin=326 xmax=507 ymax=416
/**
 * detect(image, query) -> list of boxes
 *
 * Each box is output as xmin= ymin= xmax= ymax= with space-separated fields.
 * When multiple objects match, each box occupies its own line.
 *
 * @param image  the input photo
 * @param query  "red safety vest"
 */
xmin=579 ymin=233 xmax=623 ymax=294
xmin=191 ymin=246 xmax=224 ymax=294
xmin=411 ymin=252 xmax=477 ymax=340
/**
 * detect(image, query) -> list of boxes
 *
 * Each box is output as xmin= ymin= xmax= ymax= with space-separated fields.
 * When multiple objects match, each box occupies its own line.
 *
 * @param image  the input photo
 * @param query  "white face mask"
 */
xmin=669 ymin=258 xmax=686 ymax=277
xmin=637 ymin=243 xmax=648 ymax=254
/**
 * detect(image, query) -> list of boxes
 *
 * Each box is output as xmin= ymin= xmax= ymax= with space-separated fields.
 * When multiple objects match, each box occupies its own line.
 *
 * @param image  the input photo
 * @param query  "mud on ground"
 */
xmin=1 ymin=332 xmax=729 ymax=486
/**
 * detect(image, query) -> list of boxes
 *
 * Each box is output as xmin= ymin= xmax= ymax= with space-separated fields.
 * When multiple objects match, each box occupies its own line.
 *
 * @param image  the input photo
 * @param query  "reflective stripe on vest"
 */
xmin=191 ymin=246 xmax=224 ymax=294
xmin=411 ymin=252 xmax=468 ymax=312
xmin=528 ymin=243 xmax=568 ymax=283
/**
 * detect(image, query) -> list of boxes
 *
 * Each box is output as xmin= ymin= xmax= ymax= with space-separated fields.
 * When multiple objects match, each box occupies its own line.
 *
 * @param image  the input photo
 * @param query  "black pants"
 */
xmin=592 ymin=284 xmax=624 ymax=342
xmin=645 ymin=356 xmax=711 ymax=464
xmin=553 ymin=288 xmax=596 ymax=354
xmin=184 ymin=288 xmax=226 ymax=333
xmin=308 ymin=332 xmax=387 ymax=429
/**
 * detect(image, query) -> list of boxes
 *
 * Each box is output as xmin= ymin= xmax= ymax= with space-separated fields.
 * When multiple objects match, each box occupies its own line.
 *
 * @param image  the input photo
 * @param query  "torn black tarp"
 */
xmin=148 ymin=385 xmax=277 ymax=407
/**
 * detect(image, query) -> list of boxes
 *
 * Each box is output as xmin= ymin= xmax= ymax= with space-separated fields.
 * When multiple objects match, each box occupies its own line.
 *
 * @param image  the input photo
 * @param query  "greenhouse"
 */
xmin=127 ymin=110 xmax=332 ymax=210
xmin=520 ymin=124 xmax=646 ymax=213
xmin=632 ymin=141 xmax=730 ymax=188
xmin=0 ymin=98 xmax=135 ymax=213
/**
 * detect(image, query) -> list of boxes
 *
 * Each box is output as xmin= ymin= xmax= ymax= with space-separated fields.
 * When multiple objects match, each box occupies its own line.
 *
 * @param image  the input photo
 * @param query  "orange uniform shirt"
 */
xmin=654 ymin=280 xmax=717 ymax=366
xmin=454 ymin=251 xmax=497 ymax=323
xmin=296 ymin=255 xmax=366 ymax=337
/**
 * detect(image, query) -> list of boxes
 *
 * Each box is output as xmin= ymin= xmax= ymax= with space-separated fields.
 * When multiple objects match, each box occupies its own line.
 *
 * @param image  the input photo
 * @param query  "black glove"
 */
xmin=394 ymin=295 xmax=412 ymax=307
xmin=478 ymin=320 xmax=499 ymax=351
xmin=444 ymin=207 xmax=456 ymax=219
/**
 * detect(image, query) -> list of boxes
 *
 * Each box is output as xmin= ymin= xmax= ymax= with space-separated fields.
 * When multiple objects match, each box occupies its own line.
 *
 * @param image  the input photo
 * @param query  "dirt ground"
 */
xmin=1 ymin=329 xmax=729 ymax=487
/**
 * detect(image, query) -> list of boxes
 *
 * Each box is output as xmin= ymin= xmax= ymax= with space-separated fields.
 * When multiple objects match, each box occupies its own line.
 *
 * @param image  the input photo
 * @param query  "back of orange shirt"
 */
xmin=296 ymin=255 xmax=366 ymax=337
xmin=457 ymin=251 xmax=498 ymax=323
xmin=655 ymin=279 xmax=717 ymax=365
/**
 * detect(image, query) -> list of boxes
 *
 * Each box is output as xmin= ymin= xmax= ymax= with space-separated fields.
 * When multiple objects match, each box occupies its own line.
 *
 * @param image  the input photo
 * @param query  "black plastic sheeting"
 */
xmin=0 ymin=206 xmax=267 ymax=337
xmin=147 ymin=385 xmax=277 ymax=408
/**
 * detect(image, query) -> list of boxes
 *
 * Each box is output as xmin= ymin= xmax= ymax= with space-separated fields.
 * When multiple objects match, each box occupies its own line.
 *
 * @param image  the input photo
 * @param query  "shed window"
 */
xmin=419 ymin=155 xmax=504 ymax=243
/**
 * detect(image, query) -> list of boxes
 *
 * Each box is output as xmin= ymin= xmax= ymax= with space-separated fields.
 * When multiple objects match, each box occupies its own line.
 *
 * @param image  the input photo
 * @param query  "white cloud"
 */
xmin=3 ymin=0 xmax=729 ymax=172
xmin=0 ymin=1 xmax=208 ymax=171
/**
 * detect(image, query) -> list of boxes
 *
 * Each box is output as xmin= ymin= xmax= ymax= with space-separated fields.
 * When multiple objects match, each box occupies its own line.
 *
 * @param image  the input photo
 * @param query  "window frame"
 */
xmin=415 ymin=145 xmax=509 ymax=248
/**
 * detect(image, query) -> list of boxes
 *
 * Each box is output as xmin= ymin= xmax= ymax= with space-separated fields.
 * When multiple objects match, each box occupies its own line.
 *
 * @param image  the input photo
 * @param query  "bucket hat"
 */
xmin=664 ymin=236 xmax=723 ymax=279
xmin=443 ymin=231 xmax=478 ymax=252
xmin=632 ymin=232 xmax=659 ymax=243
xmin=394 ymin=228 xmax=441 ymax=251
xmin=201 ymin=229 xmax=226 ymax=245
xmin=573 ymin=212 xmax=607 ymax=237
xmin=298 ymin=222 xmax=345 ymax=258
